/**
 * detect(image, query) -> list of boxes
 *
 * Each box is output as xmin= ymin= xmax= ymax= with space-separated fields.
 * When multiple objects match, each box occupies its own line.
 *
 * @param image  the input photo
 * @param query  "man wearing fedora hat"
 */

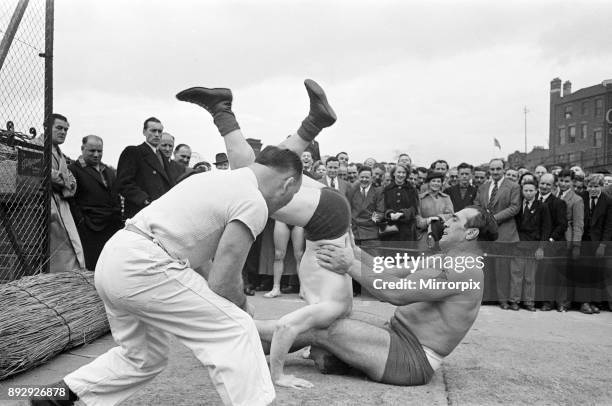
xmin=214 ymin=152 xmax=230 ymax=170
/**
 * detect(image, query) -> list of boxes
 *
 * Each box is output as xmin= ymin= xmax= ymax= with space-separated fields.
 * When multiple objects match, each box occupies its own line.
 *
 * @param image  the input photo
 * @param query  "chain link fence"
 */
xmin=0 ymin=0 xmax=51 ymax=283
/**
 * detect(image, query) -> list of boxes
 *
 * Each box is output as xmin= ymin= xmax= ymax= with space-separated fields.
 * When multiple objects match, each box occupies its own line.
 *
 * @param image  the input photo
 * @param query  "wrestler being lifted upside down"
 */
xmin=176 ymin=79 xmax=352 ymax=389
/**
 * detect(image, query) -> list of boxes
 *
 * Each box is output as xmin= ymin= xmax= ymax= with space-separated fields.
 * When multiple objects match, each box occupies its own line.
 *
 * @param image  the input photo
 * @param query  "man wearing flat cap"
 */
xmin=214 ymin=152 xmax=230 ymax=170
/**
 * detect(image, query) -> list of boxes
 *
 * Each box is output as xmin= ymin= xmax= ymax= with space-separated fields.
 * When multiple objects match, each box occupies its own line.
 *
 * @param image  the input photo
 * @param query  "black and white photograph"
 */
xmin=1 ymin=0 xmax=611 ymax=405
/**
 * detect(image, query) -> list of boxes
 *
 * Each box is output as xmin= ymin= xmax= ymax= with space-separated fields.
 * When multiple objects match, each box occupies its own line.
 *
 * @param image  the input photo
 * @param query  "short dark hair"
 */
xmin=464 ymin=205 xmax=498 ymax=242
xmin=522 ymin=180 xmax=538 ymax=188
xmin=51 ymin=113 xmax=68 ymax=124
xmin=336 ymin=151 xmax=348 ymax=158
xmin=416 ymin=166 xmax=428 ymax=174
xmin=474 ymin=166 xmax=486 ymax=174
xmin=518 ymin=172 xmax=535 ymax=185
xmin=174 ymin=143 xmax=190 ymax=154
xmin=558 ymin=169 xmax=574 ymax=180
xmin=430 ymin=159 xmax=449 ymax=170
xmin=143 ymin=117 xmax=161 ymax=131
xmin=325 ymin=156 xmax=340 ymax=166
xmin=358 ymin=167 xmax=372 ymax=176
xmin=457 ymin=162 xmax=473 ymax=171
xmin=255 ymin=146 xmax=303 ymax=176
xmin=373 ymin=163 xmax=386 ymax=172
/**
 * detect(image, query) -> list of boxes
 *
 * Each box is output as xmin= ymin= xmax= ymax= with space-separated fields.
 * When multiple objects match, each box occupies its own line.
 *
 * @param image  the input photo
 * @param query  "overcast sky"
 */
xmin=52 ymin=0 xmax=612 ymax=168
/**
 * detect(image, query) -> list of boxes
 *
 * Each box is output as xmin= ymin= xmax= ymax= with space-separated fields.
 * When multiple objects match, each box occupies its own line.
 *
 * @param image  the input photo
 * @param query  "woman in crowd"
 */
xmin=381 ymin=164 xmax=419 ymax=241
xmin=265 ymin=221 xmax=305 ymax=298
xmin=416 ymin=170 xmax=454 ymax=246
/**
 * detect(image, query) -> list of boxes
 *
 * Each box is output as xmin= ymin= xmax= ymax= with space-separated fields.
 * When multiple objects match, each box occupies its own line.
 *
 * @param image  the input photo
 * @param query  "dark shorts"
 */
xmin=382 ymin=316 xmax=434 ymax=386
xmin=304 ymin=187 xmax=350 ymax=241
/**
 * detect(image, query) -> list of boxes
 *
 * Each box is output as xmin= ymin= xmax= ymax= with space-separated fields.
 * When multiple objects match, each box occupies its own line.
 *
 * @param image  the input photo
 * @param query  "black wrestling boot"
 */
xmin=176 ymin=87 xmax=239 ymax=136
xmin=309 ymin=346 xmax=351 ymax=375
xmin=29 ymin=380 xmax=78 ymax=406
xmin=296 ymin=79 xmax=337 ymax=142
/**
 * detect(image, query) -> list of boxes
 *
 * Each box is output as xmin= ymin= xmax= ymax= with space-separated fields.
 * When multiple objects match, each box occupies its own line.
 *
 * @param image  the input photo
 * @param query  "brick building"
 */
xmin=507 ymin=146 xmax=550 ymax=170
xmin=546 ymin=77 xmax=612 ymax=172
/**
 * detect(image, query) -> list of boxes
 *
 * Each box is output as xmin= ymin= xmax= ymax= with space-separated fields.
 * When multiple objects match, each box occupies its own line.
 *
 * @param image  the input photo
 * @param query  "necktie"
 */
xmin=591 ymin=197 xmax=597 ymax=211
xmin=157 ymin=150 xmax=164 ymax=167
xmin=539 ymin=195 xmax=544 ymax=202
xmin=331 ymin=178 xmax=336 ymax=189
xmin=361 ymin=187 xmax=367 ymax=199
xmin=487 ymin=181 xmax=498 ymax=211
xmin=523 ymin=202 xmax=528 ymax=215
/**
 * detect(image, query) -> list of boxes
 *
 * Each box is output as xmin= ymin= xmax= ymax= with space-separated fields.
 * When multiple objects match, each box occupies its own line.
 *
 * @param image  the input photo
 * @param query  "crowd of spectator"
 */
xmin=49 ymin=113 xmax=612 ymax=314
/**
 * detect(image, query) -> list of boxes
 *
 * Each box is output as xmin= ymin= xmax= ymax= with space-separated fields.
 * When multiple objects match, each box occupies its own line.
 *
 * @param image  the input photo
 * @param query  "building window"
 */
xmin=559 ymin=128 xmax=566 ymax=145
xmin=564 ymin=105 xmax=573 ymax=119
xmin=595 ymin=99 xmax=603 ymax=116
xmin=581 ymin=124 xmax=588 ymax=139
xmin=581 ymin=101 xmax=588 ymax=115
xmin=569 ymin=152 xmax=578 ymax=162
xmin=594 ymin=129 xmax=602 ymax=147
xmin=568 ymin=126 xmax=576 ymax=143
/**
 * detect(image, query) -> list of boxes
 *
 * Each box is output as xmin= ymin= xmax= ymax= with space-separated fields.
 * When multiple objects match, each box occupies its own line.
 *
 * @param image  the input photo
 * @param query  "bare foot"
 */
xmin=274 ymin=374 xmax=314 ymax=389
xmin=264 ymin=288 xmax=281 ymax=298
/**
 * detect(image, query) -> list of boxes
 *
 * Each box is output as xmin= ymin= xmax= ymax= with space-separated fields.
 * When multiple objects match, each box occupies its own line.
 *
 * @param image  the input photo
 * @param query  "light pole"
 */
xmin=523 ymin=106 xmax=529 ymax=154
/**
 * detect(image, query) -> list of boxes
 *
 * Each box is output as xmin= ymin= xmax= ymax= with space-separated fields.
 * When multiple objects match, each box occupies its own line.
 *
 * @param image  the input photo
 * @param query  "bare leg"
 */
xmin=224 ymin=129 xmax=255 ymax=169
xmin=291 ymin=227 xmax=306 ymax=299
xmin=269 ymin=301 xmax=347 ymax=389
xmin=265 ymin=222 xmax=290 ymax=298
xmin=258 ymin=315 xmax=390 ymax=382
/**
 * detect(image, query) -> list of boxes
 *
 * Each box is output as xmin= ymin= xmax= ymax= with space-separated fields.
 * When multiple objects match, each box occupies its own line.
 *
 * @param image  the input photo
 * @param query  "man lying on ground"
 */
xmin=260 ymin=205 xmax=498 ymax=386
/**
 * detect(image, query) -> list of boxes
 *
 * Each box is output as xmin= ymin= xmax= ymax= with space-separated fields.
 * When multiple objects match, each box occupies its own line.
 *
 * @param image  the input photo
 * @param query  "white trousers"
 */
xmin=64 ymin=229 xmax=275 ymax=406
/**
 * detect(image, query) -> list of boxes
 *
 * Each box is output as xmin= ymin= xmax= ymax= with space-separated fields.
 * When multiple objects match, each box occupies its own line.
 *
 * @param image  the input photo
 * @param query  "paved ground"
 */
xmin=1 ymin=293 xmax=611 ymax=405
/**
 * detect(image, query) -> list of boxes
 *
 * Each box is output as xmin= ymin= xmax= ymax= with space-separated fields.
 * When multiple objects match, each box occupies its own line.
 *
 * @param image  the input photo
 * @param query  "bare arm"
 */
xmin=207 ymin=220 xmax=254 ymax=310
xmin=316 ymin=239 xmax=457 ymax=305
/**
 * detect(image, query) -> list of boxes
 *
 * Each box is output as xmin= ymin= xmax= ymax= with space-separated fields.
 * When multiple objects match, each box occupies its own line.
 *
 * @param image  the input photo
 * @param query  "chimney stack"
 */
xmin=550 ymin=78 xmax=562 ymax=98
xmin=563 ymin=80 xmax=572 ymax=97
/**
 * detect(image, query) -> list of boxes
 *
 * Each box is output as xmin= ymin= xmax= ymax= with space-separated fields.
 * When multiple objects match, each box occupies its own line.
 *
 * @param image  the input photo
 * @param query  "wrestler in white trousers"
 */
xmin=64 ymin=229 xmax=275 ymax=406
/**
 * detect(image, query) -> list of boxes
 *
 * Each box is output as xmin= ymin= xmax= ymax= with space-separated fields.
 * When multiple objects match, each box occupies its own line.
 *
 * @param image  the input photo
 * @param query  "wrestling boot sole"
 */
xmin=176 ymin=87 xmax=232 ymax=113
xmin=304 ymin=79 xmax=337 ymax=128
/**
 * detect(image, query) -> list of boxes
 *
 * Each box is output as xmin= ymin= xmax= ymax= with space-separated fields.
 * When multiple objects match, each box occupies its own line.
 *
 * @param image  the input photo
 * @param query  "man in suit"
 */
xmin=536 ymin=173 xmax=568 ymax=311
xmin=580 ymin=174 xmax=612 ymax=314
xmin=474 ymin=158 xmax=521 ymax=309
xmin=115 ymin=117 xmax=173 ymax=219
xmin=445 ymin=162 xmax=478 ymax=212
xmin=68 ymin=135 xmax=122 ymax=270
xmin=159 ymin=132 xmax=187 ymax=184
xmin=555 ymin=169 xmax=584 ymax=312
xmin=348 ymin=167 xmax=384 ymax=245
xmin=512 ymin=180 xmax=551 ymax=311
xmin=320 ymin=156 xmax=349 ymax=196
xmin=346 ymin=166 xmax=384 ymax=296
